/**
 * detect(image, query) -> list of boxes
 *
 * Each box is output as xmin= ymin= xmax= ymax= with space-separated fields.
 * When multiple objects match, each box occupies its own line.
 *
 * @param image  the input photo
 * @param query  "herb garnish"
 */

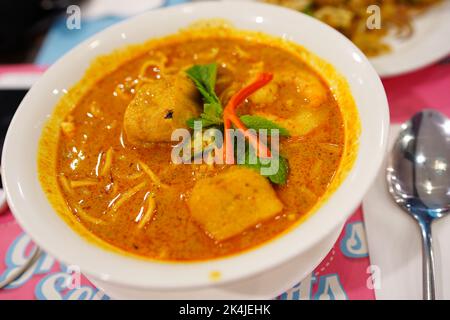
xmin=186 ymin=63 xmax=223 ymax=128
xmin=185 ymin=63 xmax=290 ymax=184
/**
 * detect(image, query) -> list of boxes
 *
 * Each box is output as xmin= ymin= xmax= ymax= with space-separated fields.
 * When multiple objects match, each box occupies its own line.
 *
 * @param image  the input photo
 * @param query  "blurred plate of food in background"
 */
xmin=258 ymin=0 xmax=450 ymax=77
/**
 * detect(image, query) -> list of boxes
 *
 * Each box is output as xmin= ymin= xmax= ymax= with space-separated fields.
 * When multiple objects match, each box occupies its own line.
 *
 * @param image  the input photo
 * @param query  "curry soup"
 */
xmin=38 ymin=24 xmax=359 ymax=261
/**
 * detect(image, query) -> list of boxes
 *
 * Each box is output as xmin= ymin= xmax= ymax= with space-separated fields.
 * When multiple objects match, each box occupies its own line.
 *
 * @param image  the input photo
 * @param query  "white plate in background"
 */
xmin=222 ymin=0 xmax=450 ymax=77
xmin=370 ymin=0 xmax=450 ymax=77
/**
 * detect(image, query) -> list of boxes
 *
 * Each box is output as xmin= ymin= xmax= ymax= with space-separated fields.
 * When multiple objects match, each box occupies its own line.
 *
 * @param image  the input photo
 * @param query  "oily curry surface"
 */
xmin=39 ymin=25 xmax=358 ymax=261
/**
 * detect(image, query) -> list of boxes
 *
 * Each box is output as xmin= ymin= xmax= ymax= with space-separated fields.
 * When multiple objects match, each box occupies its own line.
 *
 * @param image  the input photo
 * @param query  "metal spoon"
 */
xmin=0 ymin=247 xmax=42 ymax=289
xmin=387 ymin=109 xmax=450 ymax=300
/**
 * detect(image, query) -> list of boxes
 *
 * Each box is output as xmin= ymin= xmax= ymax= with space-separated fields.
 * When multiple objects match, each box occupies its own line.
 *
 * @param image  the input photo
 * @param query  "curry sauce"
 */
xmin=38 ymin=23 xmax=360 ymax=261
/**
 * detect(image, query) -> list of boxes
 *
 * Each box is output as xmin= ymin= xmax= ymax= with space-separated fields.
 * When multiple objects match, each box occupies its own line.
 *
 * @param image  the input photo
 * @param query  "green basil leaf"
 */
xmin=203 ymin=102 xmax=223 ymax=121
xmin=240 ymin=146 xmax=289 ymax=185
xmin=186 ymin=117 xmax=221 ymax=129
xmin=185 ymin=63 xmax=221 ymax=106
xmin=240 ymin=115 xmax=290 ymax=136
xmin=186 ymin=64 xmax=224 ymax=128
xmin=267 ymin=156 xmax=289 ymax=185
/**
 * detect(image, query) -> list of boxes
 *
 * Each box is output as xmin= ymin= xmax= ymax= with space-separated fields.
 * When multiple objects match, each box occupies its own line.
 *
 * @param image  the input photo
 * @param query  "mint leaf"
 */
xmin=186 ymin=63 xmax=221 ymax=106
xmin=186 ymin=64 xmax=223 ymax=127
xmin=186 ymin=118 xmax=199 ymax=129
xmin=203 ymin=102 xmax=223 ymax=123
xmin=267 ymin=156 xmax=289 ymax=184
xmin=186 ymin=66 xmax=290 ymax=184
xmin=241 ymin=146 xmax=289 ymax=185
xmin=240 ymin=115 xmax=290 ymax=136
xmin=186 ymin=114 xmax=222 ymax=129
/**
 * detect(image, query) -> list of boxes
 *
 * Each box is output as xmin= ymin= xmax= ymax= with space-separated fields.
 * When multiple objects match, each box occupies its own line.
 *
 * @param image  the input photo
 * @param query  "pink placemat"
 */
xmin=0 ymin=208 xmax=370 ymax=300
xmin=384 ymin=61 xmax=450 ymax=122
xmin=1 ymin=60 xmax=449 ymax=300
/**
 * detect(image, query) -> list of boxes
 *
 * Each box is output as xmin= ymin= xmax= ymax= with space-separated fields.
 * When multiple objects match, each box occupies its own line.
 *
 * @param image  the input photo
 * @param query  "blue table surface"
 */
xmin=35 ymin=0 xmax=188 ymax=65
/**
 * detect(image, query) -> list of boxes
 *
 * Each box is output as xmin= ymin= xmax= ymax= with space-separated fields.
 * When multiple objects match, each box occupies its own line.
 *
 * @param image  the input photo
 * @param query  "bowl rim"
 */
xmin=2 ymin=1 xmax=389 ymax=290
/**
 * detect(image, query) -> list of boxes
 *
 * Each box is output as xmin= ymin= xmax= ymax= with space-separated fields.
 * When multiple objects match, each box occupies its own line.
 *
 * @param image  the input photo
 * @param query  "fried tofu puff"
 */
xmin=124 ymin=74 xmax=201 ymax=144
xmin=188 ymin=166 xmax=283 ymax=241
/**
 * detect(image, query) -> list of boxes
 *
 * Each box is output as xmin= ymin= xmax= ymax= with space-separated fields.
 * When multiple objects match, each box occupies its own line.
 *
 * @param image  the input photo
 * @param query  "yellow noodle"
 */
xmin=137 ymin=195 xmax=156 ymax=229
xmin=126 ymin=172 xmax=143 ymax=179
xmin=319 ymin=143 xmax=341 ymax=154
xmin=197 ymin=47 xmax=219 ymax=60
xmin=310 ymin=159 xmax=323 ymax=179
xmin=216 ymin=75 xmax=233 ymax=85
xmin=138 ymin=161 xmax=168 ymax=188
xmin=299 ymin=186 xmax=318 ymax=202
xmin=74 ymin=205 xmax=104 ymax=225
xmin=163 ymin=66 xmax=179 ymax=75
xmin=111 ymin=182 xmax=119 ymax=195
xmin=100 ymin=147 xmax=113 ymax=177
xmin=70 ymin=180 xmax=98 ymax=188
xmin=310 ymin=160 xmax=325 ymax=192
xmin=113 ymin=171 xmax=144 ymax=180
xmin=110 ymin=181 xmax=147 ymax=212
xmin=234 ymin=45 xmax=250 ymax=59
xmin=89 ymin=101 xmax=102 ymax=117
xmin=59 ymin=175 xmax=73 ymax=195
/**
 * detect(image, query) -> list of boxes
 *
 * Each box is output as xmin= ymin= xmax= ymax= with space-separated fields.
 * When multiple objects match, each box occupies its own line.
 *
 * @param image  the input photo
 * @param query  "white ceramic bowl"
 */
xmin=2 ymin=2 xmax=389 ymax=292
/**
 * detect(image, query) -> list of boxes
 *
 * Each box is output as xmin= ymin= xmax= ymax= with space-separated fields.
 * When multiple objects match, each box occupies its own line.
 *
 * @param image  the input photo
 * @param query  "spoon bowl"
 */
xmin=387 ymin=109 xmax=450 ymax=299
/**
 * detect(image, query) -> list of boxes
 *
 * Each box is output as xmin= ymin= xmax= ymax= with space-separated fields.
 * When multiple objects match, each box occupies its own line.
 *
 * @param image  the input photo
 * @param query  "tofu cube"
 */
xmin=188 ymin=167 xmax=283 ymax=241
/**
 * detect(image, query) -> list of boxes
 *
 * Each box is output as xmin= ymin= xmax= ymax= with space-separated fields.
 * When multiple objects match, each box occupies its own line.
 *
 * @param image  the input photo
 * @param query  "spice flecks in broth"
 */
xmin=38 ymin=23 xmax=360 ymax=261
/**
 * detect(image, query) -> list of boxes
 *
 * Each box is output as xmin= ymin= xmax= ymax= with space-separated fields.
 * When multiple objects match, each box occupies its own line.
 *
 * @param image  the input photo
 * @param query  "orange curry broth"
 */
xmin=38 ymin=24 xmax=359 ymax=262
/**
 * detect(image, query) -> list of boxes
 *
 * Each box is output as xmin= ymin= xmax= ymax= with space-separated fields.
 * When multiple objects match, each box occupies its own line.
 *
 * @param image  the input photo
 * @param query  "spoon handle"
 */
xmin=0 ymin=246 xmax=42 ymax=289
xmin=419 ymin=221 xmax=435 ymax=300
